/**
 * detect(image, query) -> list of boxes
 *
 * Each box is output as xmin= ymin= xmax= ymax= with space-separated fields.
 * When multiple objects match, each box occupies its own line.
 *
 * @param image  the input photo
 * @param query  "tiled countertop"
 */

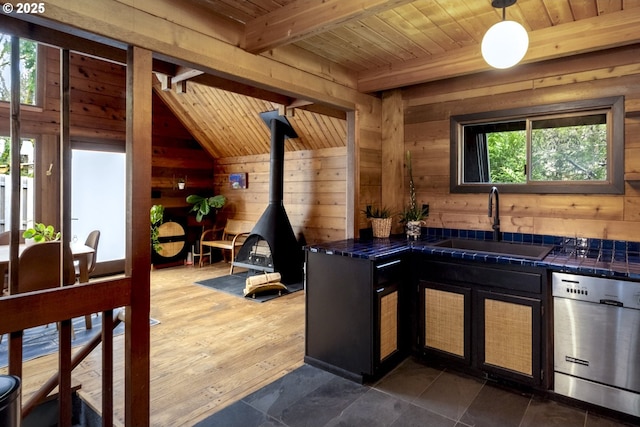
xmin=305 ymin=228 xmax=640 ymax=280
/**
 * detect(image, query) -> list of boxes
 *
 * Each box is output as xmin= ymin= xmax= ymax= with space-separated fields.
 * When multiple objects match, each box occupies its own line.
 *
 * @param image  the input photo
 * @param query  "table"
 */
xmin=1 ymin=242 xmax=96 ymax=328
xmin=70 ymin=242 xmax=95 ymax=284
xmin=0 ymin=242 xmax=95 ymax=284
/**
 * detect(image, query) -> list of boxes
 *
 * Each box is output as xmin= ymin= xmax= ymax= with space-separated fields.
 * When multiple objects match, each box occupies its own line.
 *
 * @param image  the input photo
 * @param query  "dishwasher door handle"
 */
xmin=600 ymin=299 xmax=623 ymax=307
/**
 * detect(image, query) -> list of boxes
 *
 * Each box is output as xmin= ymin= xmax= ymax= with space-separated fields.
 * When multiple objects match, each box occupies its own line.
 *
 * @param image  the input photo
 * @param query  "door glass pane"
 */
xmin=71 ymin=149 xmax=125 ymax=262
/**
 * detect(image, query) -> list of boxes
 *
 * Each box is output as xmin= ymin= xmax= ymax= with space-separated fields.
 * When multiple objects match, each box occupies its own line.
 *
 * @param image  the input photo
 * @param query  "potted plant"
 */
xmin=150 ymin=204 xmax=164 ymax=253
xmin=186 ymin=194 xmax=227 ymax=222
xmin=23 ymin=223 xmax=61 ymax=243
xmin=399 ymin=151 xmax=428 ymax=240
xmin=363 ymin=204 xmax=393 ymax=238
xmin=177 ymin=177 xmax=186 ymax=190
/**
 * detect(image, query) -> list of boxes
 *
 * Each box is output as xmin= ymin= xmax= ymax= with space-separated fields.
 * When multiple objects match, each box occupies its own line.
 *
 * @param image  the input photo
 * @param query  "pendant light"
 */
xmin=481 ymin=0 xmax=529 ymax=69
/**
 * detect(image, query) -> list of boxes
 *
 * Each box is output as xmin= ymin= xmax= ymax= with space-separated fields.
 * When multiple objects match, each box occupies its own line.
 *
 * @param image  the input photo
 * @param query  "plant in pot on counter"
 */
xmin=363 ymin=205 xmax=393 ymax=238
xmin=399 ymin=150 xmax=428 ymax=240
xmin=186 ymin=194 xmax=227 ymax=222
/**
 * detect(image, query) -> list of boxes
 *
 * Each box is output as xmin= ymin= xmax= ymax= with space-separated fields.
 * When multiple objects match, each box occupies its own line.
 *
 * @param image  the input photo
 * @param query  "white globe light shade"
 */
xmin=481 ymin=20 xmax=529 ymax=69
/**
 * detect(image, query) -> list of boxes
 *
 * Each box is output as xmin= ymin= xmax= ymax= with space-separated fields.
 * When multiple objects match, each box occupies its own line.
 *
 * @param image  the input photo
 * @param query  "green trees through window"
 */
xmin=451 ymin=97 xmax=623 ymax=194
xmin=0 ymin=33 xmax=37 ymax=105
xmin=530 ymin=117 xmax=607 ymax=182
xmin=485 ymin=116 xmax=607 ymax=184
xmin=486 ymin=130 xmax=526 ymax=183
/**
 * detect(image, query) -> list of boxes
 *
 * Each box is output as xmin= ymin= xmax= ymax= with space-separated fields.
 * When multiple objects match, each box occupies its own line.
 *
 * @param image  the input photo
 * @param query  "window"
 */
xmin=450 ymin=97 xmax=624 ymax=194
xmin=0 ymin=33 xmax=38 ymax=105
xmin=0 ymin=137 xmax=35 ymax=231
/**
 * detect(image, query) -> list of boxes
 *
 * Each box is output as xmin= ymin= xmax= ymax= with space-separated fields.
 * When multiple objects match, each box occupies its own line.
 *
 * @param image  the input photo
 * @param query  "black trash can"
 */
xmin=0 ymin=375 xmax=21 ymax=427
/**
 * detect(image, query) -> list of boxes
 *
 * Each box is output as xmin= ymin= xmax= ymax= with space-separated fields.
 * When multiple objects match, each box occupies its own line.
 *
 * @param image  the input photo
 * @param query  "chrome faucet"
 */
xmin=488 ymin=186 xmax=501 ymax=242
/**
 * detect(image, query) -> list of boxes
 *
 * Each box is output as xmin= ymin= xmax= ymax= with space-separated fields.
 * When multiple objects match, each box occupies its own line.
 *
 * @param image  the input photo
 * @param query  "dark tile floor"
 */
xmin=195 ymin=357 xmax=638 ymax=427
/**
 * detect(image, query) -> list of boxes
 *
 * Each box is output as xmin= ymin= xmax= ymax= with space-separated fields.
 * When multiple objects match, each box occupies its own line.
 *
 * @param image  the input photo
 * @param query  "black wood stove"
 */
xmin=232 ymin=111 xmax=304 ymax=285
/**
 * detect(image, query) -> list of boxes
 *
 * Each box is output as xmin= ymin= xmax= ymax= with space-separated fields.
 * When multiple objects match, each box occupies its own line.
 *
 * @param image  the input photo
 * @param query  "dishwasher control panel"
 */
xmin=552 ymin=272 xmax=640 ymax=310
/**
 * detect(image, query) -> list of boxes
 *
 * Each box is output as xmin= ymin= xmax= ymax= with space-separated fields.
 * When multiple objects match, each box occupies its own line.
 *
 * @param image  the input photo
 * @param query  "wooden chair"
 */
xmin=0 ymin=230 xmax=25 ymax=292
xmin=75 ymin=230 xmax=100 ymax=279
xmin=0 ymin=241 xmax=76 ymax=343
xmin=0 ymin=230 xmax=25 ymax=245
xmin=18 ymin=241 xmax=76 ymax=292
xmin=199 ymin=219 xmax=255 ymax=273
xmin=75 ymin=230 xmax=100 ymax=329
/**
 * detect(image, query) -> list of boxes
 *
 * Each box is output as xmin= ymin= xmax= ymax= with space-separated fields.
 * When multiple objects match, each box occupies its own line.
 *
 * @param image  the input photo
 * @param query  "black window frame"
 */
xmin=450 ymin=96 xmax=624 ymax=194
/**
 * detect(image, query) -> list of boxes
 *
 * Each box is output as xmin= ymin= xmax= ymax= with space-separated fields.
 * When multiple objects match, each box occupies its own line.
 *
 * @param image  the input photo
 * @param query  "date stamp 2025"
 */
xmin=2 ymin=2 xmax=46 ymax=14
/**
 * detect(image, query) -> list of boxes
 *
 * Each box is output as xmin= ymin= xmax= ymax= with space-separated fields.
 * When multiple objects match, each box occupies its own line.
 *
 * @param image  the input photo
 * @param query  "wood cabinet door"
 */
xmin=420 ymin=281 xmax=471 ymax=364
xmin=477 ymin=290 xmax=542 ymax=385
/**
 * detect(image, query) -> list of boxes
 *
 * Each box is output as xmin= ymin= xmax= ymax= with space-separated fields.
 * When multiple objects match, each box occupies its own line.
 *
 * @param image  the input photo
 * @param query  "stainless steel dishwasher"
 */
xmin=553 ymin=272 xmax=640 ymax=417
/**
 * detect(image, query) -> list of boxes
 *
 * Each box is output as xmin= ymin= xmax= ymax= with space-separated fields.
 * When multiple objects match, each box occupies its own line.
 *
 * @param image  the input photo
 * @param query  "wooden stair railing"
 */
xmin=21 ymin=309 xmax=122 ymax=422
xmin=1 ymin=278 xmax=132 ymax=427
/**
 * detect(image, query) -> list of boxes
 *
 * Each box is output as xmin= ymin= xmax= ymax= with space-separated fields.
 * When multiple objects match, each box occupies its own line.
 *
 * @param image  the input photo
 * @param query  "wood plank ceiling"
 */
xmin=153 ymin=0 xmax=640 ymax=158
xmin=153 ymin=78 xmax=347 ymax=159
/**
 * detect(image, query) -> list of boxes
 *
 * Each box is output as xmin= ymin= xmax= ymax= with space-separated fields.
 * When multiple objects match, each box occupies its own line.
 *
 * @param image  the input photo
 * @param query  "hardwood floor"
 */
xmin=5 ymin=261 xmax=305 ymax=426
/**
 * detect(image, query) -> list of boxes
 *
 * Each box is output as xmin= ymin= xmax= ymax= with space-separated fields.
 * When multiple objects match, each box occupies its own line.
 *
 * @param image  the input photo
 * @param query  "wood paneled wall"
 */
xmin=0 ymin=46 xmax=126 ymax=139
xmin=0 ymin=43 xmax=358 ymax=244
xmin=0 ymin=44 xmax=213 ymax=216
xmin=151 ymin=91 xmax=214 ymax=209
xmin=0 ymin=46 xmax=128 ymax=226
xmin=38 ymin=0 xmax=383 ymax=240
xmin=357 ymin=104 xmax=383 ymax=234
xmin=401 ymin=44 xmax=640 ymax=241
xmin=214 ymin=146 xmax=347 ymax=244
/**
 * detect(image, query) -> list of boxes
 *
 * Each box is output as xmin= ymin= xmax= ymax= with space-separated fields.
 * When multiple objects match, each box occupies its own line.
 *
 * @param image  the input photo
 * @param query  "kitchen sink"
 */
xmin=431 ymin=238 xmax=554 ymax=260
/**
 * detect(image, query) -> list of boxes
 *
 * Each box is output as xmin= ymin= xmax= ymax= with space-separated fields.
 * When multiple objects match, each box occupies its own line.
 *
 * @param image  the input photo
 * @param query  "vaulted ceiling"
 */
xmin=153 ymin=0 xmax=640 ymax=158
xmin=150 ymin=0 xmax=640 ymax=157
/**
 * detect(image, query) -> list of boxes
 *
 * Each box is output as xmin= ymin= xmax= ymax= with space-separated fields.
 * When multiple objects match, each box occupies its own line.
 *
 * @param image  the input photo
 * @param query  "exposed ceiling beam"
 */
xmin=186 ymin=74 xmax=347 ymax=120
xmin=0 ymin=13 xmax=176 ymax=75
xmin=189 ymin=74 xmax=294 ymax=105
xmin=288 ymin=98 xmax=313 ymax=108
xmin=0 ymin=13 xmax=126 ymax=62
xmin=243 ymin=0 xmax=415 ymax=54
xmin=296 ymin=104 xmax=346 ymax=121
xmin=155 ymin=73 xmax=172 ymax=91
xmin=171 ymin=66 xmax=204 ymax=84
xmin=357 ymin=7 xmax=640 ymax=93
xmin=160 ymin=67 xmax=351 ymax=118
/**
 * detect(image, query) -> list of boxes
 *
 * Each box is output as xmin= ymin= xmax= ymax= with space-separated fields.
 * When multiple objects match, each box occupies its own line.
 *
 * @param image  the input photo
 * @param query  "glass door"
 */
xmin=71 ymin=148 xmax=125 ymax=274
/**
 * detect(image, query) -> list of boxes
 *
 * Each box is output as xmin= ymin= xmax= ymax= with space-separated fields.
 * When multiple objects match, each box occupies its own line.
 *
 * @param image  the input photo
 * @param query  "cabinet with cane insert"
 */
xmin=416 ymin=258 xmax=549 ymax=388
xmin=304 ymin=251 xmax=408 ymax=383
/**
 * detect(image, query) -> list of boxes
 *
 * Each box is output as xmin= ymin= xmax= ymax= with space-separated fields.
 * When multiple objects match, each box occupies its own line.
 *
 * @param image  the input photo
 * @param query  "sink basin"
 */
xmin=431 ymin=239 xmax=553 ymax=261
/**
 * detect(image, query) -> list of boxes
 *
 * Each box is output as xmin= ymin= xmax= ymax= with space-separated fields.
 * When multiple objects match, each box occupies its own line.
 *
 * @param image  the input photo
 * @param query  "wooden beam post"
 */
xmin=347 ymin=110 xmax=356 ymax=238
xmin=8 ymin=36 xmax=20 ymax=295
xmin=381 ymin=90 xmax=404 ymax=234
xmin=125 ymin=45 xmax=152 ymax=427
xmin=7 ymin=35 xmax=23 ymax=379
xmin=58 ymin=47 xmax=73 ymax=427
